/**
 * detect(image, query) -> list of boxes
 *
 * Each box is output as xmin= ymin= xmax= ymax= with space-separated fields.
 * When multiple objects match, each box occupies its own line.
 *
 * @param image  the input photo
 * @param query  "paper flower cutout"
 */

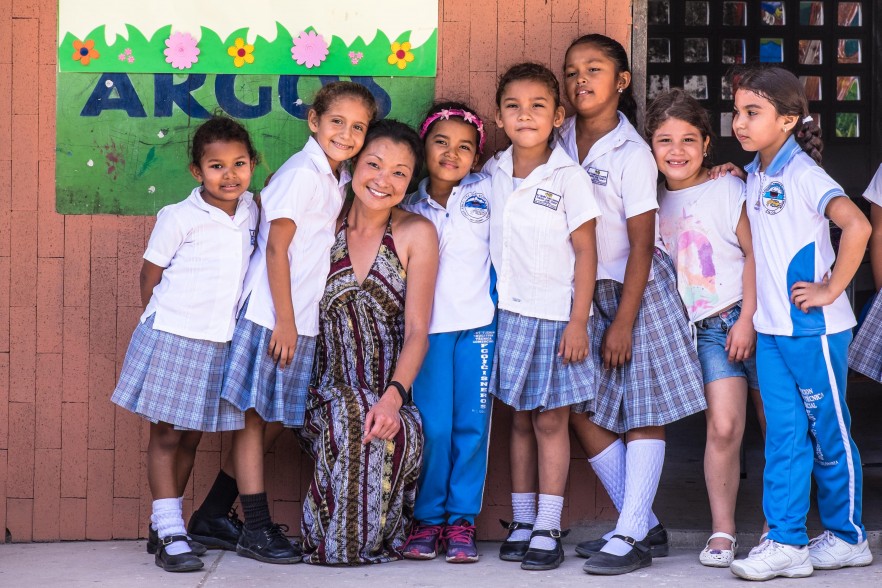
xmin=387 ymin=41 xmax=414 ymax=70
xmin=228 ymin=38 xmax=255 ymax=68
xmin=72 ymin=39 xmax=100 ymax=66
xmin=348 ymin=51 xmax=363 ymax=65
xmin=118 ymin=48 xmax=135 ymax=63
xmin=164 ymin=32 xmax=200 ymax=70
xmin=291 ymin=31 xmax=329 ymax=68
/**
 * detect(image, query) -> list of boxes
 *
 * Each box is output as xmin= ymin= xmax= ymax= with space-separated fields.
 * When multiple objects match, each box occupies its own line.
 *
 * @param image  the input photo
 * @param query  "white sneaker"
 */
xmin=808 ymin=530 xmax=873 ymax=570
xmin=730 ymin=539 xmax=813 ymax=581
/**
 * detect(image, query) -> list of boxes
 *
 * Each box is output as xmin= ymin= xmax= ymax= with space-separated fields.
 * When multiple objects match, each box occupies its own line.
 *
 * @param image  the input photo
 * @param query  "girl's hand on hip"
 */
xmin=725 ymin=317 xmax=756 ymax=362
xmin=601 ymin=320 xmax=632 ymax=369
xmin=363 ymin=395 xmax=401 ymax=444
xmin=790 ymin=277 xmax=835 ymax=313
xmin=559 ymin=321 xmax=589 ymax=365
xmin=268 ymin=319 xmax=298 ymax=369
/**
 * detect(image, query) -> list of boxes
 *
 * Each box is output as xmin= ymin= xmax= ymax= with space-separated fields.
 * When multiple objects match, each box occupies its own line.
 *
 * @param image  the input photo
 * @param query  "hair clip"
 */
xmin=419 ymin=108 xmax=487 ymax=154
xmin=802 ymin=115 xmax=813 ymax=124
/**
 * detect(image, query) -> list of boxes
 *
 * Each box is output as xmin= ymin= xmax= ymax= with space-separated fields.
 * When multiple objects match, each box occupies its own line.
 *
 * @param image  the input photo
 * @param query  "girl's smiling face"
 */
xmin=424 ymin=118 xmax=479 ymax=186
xmin=495 ymin=79 xmax=564 ymax=150
xmin=651 ymin=117 xmax=710 ymax=191
xmin=308 ymin=96 xmax=374 ymax=171
xmin=351 ymin=137 xmax=416 ymax=211
xmin=563 ymin=43 xmax=629 ymax=119
xmin=189 ymin=140 xmax=254 ymax=214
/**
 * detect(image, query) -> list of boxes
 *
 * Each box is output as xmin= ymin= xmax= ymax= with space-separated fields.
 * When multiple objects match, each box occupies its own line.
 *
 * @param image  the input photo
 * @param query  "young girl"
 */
xmin=489 ymin=62 xmax=600 ymax=572
xmin=558 ymin=35 xmax=706 ymax=576
xmin=111 ymin=115 xmax=259 ymax=572
xmin=848 ymin=163 xmax=882 ymax=380
xmin=214 ymin=81 xmax=377 ymax=564
xmin=727 ymin=66 xmax=872 ymax=581
xmin=647 ymin=88 xmax=766 ymax=568
xmin=398 ymin=102 xmax=495 ymax=563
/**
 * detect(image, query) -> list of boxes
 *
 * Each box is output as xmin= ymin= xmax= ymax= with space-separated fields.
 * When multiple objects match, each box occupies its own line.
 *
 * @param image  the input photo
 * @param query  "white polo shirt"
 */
xmin=745 ymin=135 xmax=855 ymax=336
xmin=863 ymin=163 xmax=882 ymax=206
xmin=558 ymin=112 xmax=662 ymax=283
xmin=401 ymin=173 xmax=495 ymax=333
xmin=143 ymin=187 xmax=258 ymax=342
xmin=239 ymin=136 xmax=349 ymax=336
xmin=488 ymin=143 xmax=601 ymax=321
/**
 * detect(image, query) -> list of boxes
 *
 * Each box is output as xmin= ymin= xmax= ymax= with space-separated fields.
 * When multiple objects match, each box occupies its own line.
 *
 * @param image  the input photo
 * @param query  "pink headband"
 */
xmin=419 ymin=108 xmax=486 ymax=154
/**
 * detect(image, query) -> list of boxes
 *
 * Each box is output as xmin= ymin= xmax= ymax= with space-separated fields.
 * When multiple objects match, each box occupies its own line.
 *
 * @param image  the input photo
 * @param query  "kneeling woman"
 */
xmin=299 ymin=119 xmax=440 ymax=565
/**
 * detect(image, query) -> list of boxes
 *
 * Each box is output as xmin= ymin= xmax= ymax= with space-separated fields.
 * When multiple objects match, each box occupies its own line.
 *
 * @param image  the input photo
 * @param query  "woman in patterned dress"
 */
xmin=299 ymin=119 xmax=439 ymax=565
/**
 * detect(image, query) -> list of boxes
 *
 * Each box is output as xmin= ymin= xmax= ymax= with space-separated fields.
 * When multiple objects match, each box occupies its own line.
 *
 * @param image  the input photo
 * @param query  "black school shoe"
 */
xmin=147 ymin=524 xmax=207 ymax=556
xmin=188 ymin=508 xmax=243 ymax=551
xmin=575 ymin=523 xmax=669 ymax=558
xmin=498 ymin=519 xmax=534 ymax=562
xmin=154 ymin=535 xmax=205 ymax=572
xmin=520 ymin=529 xmax=570 ymax=571
xmin=582 ymin=534 xmax=652 ymax=575
xmin=236 ymin=523 xmax=302 ymax=564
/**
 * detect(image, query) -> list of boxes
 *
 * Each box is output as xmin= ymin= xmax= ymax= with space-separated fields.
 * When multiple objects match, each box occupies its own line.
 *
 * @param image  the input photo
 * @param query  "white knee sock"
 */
xmin=153 ymin=498 xmax=190 ymax=556
xmin=508 ymin=492 xmax=536 ymax=542
xmin=588 ymin=438 xmax=661 ymax=541
xmin=530 ymin=494 xmax=564 ymax=551
xmin=601 ymin=439 xmax=665 ymax=556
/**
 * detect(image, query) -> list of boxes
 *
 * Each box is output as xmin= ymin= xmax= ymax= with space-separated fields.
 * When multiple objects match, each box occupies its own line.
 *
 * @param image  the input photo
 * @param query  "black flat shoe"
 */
xmin=154 ymin=535 xmax=205 ymax=572
xmin=188 ymin=508 xmax=243 ymax=551
xmin=147 ymin=524 xmax=207 ymax=556
xmin=498 ymin=519 xmax=533 ymax=562
xmin=582 ymin=535 xmax=652 ymax=575
xmin=520 ymin=529 xmax=569 ymax=571
xmin=575 ymin=523 xmax=669 ymax=558
xmin=236 ymin=523 xmax=302 ymax=564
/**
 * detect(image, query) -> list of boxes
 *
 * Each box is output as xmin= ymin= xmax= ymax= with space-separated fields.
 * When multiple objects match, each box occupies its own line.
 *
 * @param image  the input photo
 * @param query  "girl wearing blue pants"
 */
xmin=399 ymin=102 xmax=495 ymax=563
xmin=727 ymin=66 xmax=872 ymax=582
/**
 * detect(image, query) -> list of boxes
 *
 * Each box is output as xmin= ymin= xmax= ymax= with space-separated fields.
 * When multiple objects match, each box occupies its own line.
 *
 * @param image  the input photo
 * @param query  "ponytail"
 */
xmin=794 ymin=116 xmax=823 ymax=165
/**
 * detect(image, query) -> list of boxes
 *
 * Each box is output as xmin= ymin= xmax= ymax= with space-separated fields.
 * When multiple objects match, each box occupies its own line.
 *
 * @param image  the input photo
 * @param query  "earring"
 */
xmin=617 ymin=88 xmax=623 ymax=93
xmin=703 ymin=152 xmax=708 ymax=157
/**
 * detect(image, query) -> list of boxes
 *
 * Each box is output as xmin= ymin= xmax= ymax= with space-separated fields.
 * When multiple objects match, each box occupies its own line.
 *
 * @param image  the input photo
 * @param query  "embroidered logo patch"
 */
xmin=761 ymin=181 xmax=786 ymax=215
xmin=533 ymin=188 xmax=562 ymax=211
xmin=460 ymin=192 xmax=490 ymax=223
xmin=587 ymin=167 xmax=609 ymax=186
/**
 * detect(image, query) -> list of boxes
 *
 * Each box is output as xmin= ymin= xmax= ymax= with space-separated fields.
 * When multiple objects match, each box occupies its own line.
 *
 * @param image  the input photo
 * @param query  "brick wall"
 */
xmin=0 ymin=0 xmax=631 ymax=542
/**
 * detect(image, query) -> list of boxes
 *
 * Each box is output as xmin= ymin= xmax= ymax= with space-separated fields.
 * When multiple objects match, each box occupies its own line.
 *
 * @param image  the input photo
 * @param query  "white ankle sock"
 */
xmin=153 ymin=498 xmax=190 ymax=556
xmin=509 ymin=492 xmax=536 ymax=542
xmin=601 ymin=439 xmax=666 ymax=557
xmin=589 ymin=439 xmax=661 ymax=542
xmin=530 ymin=494 xmax=564 ymax=551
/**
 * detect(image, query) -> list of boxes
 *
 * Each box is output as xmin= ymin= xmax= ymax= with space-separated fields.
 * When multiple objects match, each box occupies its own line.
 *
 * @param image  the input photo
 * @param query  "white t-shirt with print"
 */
xmin=239 ymin=136 xmax=349 ymax=337
xmin=558 ymin=112 xmax=662 ymax=283
xmin=401 ymin=173 xmax=495 ymax=333
xmin=745 ymin=135 xmax=855 ymax=336
xmin=487 ymin=142 xmax=601 ymax=322
xmin=658 ymin=174 xmax=747 ymax=322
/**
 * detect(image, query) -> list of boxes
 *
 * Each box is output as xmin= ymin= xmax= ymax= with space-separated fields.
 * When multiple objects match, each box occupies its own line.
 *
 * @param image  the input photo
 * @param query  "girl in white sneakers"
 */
xmin=728 ymin=65 xmax=872 ymax=581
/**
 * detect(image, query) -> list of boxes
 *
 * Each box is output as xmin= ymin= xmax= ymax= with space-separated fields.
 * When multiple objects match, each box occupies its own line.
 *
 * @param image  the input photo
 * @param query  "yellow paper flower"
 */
xmin=227 ymin=38 xmax=255 ymax=68
xmin=387 ymin=41 xmax=414 ymax=70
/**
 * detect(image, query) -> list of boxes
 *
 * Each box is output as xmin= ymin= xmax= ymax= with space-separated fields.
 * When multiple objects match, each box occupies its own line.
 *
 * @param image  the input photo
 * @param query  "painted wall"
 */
xmin=0 ymin=0 xmax=632 ymax=542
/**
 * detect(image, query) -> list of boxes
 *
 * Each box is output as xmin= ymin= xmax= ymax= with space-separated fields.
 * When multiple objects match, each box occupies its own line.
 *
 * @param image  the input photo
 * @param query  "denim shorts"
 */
xmin=695 ymin=304 xmax=760 ymax=389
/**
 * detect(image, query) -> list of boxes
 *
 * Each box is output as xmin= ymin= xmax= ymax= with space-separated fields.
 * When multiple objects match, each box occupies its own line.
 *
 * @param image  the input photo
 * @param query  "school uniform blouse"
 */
xmin=487 ymin=143 xmax=601 ymax=322
xmin=239 ymin=136 xmax=350 ymax=337
xmin=142 ymin=187 xmax=258 ymax=343
xmin=745 ymin=135 xmax=855 ymax=337
xmin=401 ymin=173 xmax=495 ymax=334
xmin=558 ymin=112 xmax=662 ymax=283
xmin=863 ymin=163 xmax=882 ymax=206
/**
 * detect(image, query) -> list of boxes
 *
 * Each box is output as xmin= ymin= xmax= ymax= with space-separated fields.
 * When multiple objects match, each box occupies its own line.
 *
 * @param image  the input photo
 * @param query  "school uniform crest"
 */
xmin=461 ymin=192 xmax=490 ymax=222
xmin=761 ymin=181 xmax=786 ymax=215
xmin=587 ymin=167 xmax=609 ymax=186
xmin=533 ymin=188 xmax=562 ymax=211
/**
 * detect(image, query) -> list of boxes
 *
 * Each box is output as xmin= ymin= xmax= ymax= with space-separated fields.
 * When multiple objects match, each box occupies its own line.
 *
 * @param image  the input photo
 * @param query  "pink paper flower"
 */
xmin=118 ymin=48 xmax=135 ymax=62
xmin=348 ymin=50 xmax=363 ymax=65
xmin=291 ymin=31 xmax=329 ymax=68
xmin=164 ymin=32 xmax=200 ymax=70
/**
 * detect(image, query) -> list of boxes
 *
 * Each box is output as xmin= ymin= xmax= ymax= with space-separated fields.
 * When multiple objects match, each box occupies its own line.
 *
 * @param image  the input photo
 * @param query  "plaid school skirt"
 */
xmin=110 ymin=314 xmax=228 ymax=432
xmin=849 ymin=292 xmax=882 ymax=382
xmin=574 ymin=248 xmax=706 ymax=433
xmin=489 ymin=311 xmax=595 ymax=411
xmin=217 ymin=299 xmax=316 ymax=431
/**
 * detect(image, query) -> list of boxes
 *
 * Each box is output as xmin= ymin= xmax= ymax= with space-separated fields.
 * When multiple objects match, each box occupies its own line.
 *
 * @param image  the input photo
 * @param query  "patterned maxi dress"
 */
xmin=300 ymin=216 xmax=423 ymax=565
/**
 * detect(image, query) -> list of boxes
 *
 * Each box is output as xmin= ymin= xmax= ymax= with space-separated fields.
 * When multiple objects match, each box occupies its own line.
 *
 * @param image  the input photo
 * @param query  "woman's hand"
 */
xmin=268 ymin=319 xmax=298 ymax=368
xmin=362 ymin=390 xmax=402 ymax=444
xmin=725 ymin=316 xmax=756 ymax=362
xmin=601 ymin=319 xmax=632 ymax=369
xmin=559 ymin=320 xmax=590 ymax=365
